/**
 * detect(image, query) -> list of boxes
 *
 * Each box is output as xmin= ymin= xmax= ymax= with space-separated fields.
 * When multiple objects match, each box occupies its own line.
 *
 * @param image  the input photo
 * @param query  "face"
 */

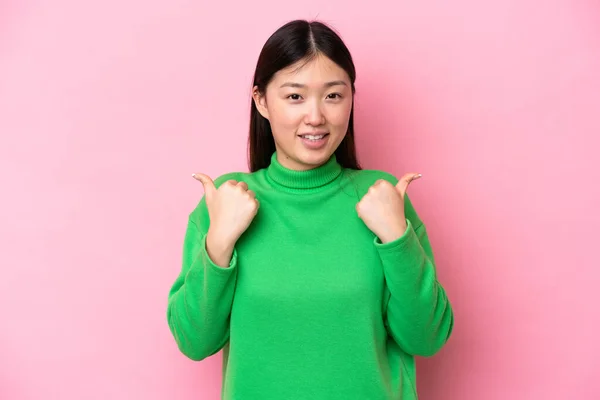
xmin=253 ymin=54 xmax=353 ymax=171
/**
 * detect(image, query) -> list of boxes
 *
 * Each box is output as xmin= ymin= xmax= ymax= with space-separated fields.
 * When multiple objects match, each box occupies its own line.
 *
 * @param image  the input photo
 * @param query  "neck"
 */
xmin=266 ymin=152 xmax=342 ymax=191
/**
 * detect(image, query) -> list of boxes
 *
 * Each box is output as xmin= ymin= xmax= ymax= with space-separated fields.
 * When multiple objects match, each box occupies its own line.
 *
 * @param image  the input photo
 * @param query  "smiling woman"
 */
xmin=248 ymin=21 xmax=360 ymax=172
xmin=166 ymin=19 xmax=453 ymax=400
xmin=252 ymin=56 xmax=353 ymax=168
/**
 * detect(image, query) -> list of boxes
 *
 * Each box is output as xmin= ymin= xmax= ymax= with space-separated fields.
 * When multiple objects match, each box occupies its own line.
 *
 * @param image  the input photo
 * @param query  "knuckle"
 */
xmin=222 ymin=180 xmax=237 ymax=190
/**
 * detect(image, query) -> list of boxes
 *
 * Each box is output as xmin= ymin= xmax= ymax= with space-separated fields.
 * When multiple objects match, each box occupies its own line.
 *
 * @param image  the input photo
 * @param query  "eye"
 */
xmin=327 ymin=93 xmax=342 ymax=99
xmin=287 ymin=94 xmax=302 ymax=101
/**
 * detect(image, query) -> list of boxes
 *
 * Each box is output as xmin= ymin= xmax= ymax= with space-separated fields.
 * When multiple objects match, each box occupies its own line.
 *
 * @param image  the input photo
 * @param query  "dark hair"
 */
xmin=248 ymin=19 xmax=361 ymax=172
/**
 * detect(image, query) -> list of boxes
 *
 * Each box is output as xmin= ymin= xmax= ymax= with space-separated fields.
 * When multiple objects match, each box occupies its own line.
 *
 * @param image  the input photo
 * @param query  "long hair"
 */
xmin=248 ymin=20 xmax=361 ymax=172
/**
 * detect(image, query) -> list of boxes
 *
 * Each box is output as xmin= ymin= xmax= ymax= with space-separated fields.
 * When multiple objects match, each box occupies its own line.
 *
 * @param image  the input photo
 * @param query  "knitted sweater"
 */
xmin=167 ymin=152 xmax=453 ymax=399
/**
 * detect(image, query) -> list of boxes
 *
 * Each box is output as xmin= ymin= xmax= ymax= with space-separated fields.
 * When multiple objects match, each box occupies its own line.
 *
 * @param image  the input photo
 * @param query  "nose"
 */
xmin=303 ymin=100 xmax=325 ymax=126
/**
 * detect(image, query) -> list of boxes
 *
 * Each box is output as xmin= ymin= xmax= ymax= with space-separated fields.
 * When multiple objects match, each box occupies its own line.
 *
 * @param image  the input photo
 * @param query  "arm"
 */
xmin=376 ymin=195 xmax=454 ymax=357
xmin=166 ymin=197 xmax=238 ymax=361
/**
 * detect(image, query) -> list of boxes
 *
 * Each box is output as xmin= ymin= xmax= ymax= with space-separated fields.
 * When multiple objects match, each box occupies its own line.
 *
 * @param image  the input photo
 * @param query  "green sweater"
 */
xmin=167 ymin=152 xmax=453 ymax=399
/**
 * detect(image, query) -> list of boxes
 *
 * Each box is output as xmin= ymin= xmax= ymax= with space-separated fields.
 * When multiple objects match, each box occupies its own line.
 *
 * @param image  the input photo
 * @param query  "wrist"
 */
xmin=379 ymin=222 xmax=408 ymax=244
xmin=206 ymin=229 xmax=235 ymax=268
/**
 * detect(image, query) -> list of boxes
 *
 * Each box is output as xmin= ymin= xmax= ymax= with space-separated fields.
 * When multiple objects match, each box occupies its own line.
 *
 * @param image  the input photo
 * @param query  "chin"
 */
xmin=296 ymin=148 xmax=335 ymax=167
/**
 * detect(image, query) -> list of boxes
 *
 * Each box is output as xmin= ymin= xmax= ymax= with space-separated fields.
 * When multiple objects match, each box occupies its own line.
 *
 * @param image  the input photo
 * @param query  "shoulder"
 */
xmin=211 ymin=171 xmax=252 ymax=188
xmin=344 ymin=168 xmax=424 ymax=228
xmin=343 ymin=168 xmax=400 ymax=196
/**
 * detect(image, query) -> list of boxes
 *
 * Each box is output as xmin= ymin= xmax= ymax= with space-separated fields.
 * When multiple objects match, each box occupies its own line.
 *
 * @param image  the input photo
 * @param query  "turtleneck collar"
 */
xmin=266 ymin=152 xmax=343 ymax=191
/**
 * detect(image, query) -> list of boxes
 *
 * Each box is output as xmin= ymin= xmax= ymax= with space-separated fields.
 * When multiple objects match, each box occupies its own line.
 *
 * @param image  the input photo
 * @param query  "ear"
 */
xmin=252 ymin=86 xmax=270 ymax=120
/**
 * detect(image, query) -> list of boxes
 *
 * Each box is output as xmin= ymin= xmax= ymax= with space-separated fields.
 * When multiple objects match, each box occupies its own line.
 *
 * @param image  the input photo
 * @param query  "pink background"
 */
xmin=1 ymin=0 xmax=599 ymax=399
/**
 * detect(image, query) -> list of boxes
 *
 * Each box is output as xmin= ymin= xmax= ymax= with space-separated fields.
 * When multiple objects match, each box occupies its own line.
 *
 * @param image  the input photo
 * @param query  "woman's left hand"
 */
xmin=356 ymin=173 xmax=422 ymax=244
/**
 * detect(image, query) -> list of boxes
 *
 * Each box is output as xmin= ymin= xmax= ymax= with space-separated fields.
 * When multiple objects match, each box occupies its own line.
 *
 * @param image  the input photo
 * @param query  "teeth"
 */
xmin=303 ymin=135 xmax=325 ymax=140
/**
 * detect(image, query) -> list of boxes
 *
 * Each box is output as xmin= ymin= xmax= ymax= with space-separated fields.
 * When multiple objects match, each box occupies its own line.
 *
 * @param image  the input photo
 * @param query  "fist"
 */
xmin=192 ymin=173 xmax=259 ymax=246
xmin=356 ymin=173 xmax=421 ymax=243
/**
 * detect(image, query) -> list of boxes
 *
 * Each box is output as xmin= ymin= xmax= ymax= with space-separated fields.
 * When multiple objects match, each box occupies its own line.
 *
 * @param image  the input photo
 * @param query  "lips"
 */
xmin=298 ymin=132 xmax=329 ymax=139
xmin=298 ymin=132 xmax=330 ymax=150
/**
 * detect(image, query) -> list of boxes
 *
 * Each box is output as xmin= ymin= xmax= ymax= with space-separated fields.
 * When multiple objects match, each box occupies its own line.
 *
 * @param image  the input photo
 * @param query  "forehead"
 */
xmin=271 ymin=54 xmax=350 ymax=86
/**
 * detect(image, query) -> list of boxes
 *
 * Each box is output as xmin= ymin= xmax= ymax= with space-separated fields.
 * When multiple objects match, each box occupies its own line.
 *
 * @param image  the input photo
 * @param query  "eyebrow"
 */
xmin=279 ymin=80 xmax=348 ymax=89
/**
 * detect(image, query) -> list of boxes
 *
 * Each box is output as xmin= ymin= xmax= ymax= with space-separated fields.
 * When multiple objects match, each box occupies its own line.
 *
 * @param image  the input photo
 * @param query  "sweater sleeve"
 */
xmin=375 ymin=195 xmax=454 ymax=357
xmin=166 ymin=194 xmax=239 ymax=361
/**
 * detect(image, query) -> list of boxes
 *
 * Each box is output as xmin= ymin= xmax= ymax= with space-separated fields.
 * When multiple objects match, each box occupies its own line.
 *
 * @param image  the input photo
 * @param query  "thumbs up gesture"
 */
xmin=356 ymin=173 xmax=422 ymax=244
xmin=192 ymin=173 xmax=259 ymax=256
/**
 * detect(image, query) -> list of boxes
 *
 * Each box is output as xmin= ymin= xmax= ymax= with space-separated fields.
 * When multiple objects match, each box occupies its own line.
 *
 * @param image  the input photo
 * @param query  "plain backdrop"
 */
xmin=1 ymin=0 xmax=599 ymax=399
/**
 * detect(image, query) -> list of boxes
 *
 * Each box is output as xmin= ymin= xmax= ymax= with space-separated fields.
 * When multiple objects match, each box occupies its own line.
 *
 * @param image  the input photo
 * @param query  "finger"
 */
xmin=192 ymin=173 xmax=217 ymax=196
xmin=237 ymin=181 xmax=249 ymax=191
xmin=395 ymin=173 xmax=422 ymax=196
xmin=246 ymin=189 xmax=256 ymax=198
xmin=355 ymin=201 xmax=363 ymax=218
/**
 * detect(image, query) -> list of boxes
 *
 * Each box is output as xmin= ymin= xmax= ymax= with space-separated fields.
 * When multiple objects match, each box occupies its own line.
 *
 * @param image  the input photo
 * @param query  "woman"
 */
xmin=167 ymin=19 xmax=454 ymax=400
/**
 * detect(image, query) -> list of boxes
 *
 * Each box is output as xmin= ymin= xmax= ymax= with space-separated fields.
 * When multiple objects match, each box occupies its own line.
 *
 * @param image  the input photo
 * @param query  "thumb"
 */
xmin=192 ymin=173 xmax=216 ymax=197
xmin=395 ymin=173 xmax=422 ymax=196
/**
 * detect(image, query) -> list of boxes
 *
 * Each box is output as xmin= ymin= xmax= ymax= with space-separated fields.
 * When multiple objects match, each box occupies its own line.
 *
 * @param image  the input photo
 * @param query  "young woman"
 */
xmin=167 ymin=19 xmax=454 ymax=400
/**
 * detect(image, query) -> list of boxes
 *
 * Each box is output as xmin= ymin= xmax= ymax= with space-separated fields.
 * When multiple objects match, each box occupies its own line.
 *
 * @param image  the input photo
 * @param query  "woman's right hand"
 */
xmin=192 ymin=173 xmax=259 ymax=267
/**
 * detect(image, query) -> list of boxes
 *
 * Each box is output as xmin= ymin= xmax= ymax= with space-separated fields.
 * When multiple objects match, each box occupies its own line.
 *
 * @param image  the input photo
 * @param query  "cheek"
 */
xmin=327 ymin=103 xmax=353 ymax=128
xmin=269 ymin=101 xmax=303 ymax=128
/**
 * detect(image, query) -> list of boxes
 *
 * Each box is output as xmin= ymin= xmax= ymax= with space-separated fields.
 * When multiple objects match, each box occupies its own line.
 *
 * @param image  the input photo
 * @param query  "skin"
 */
xmin=356 ymin=173 xmax=422 ymax=243
xmin=192 ymin=53 xmax=421 ymax=267
xmin=252 ymin=53 xmax=353 ymax=171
